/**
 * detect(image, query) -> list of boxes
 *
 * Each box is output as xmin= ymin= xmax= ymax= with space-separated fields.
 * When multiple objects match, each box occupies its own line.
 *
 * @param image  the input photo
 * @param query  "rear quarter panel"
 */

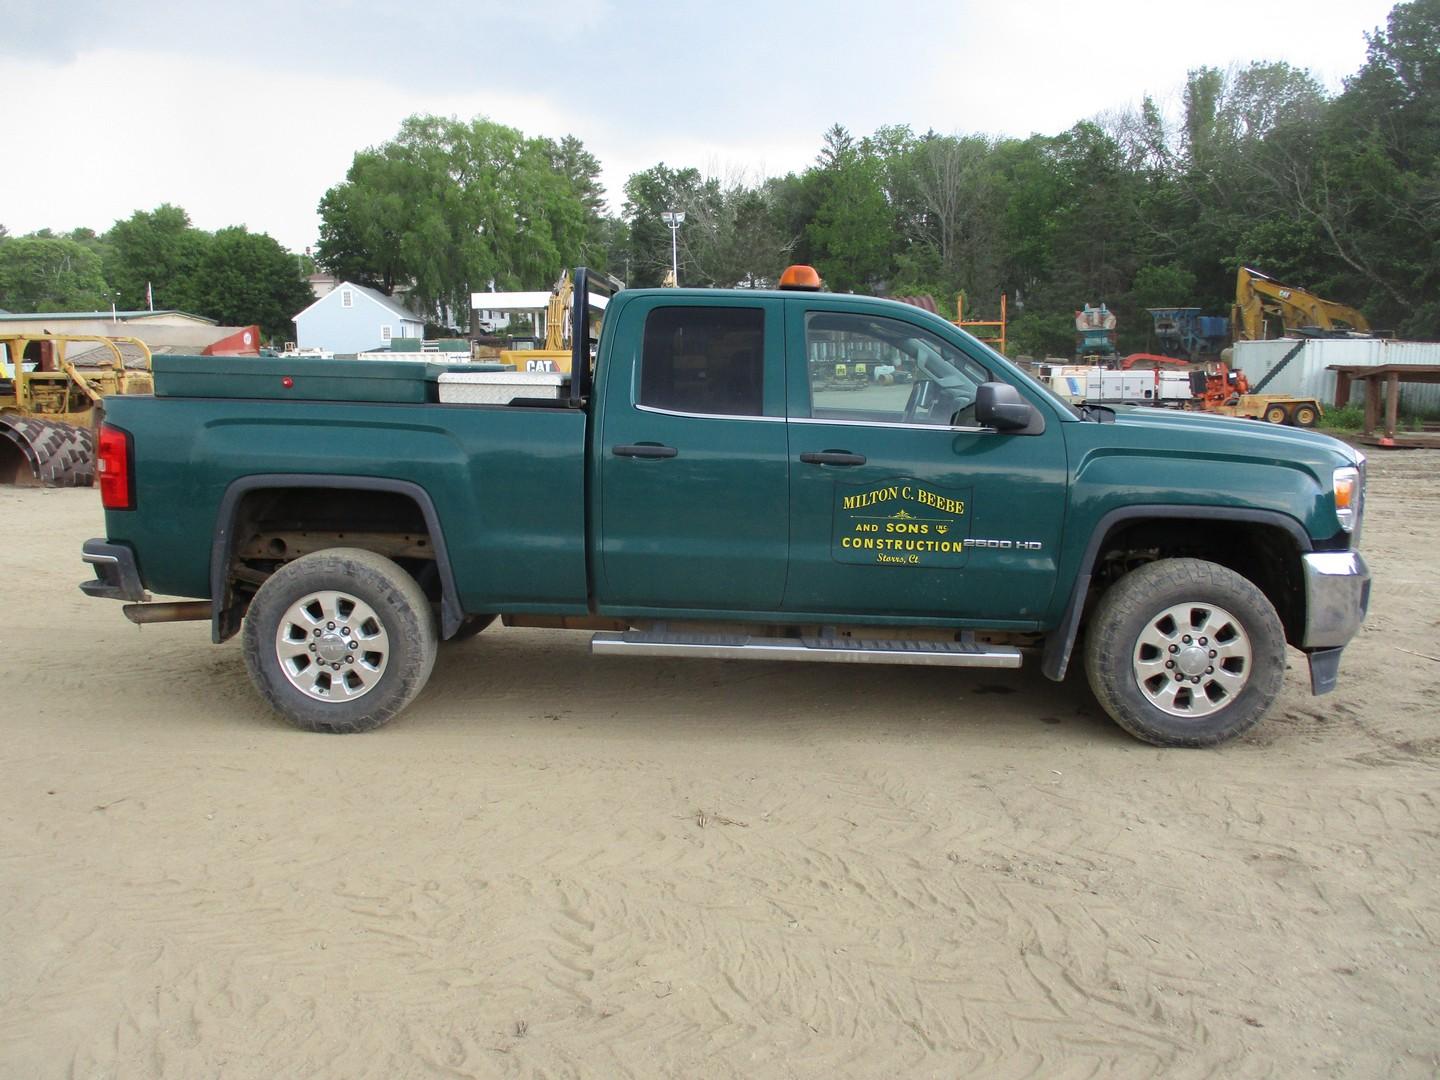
xmin=100 ymin=395 xmax=589 ymax=612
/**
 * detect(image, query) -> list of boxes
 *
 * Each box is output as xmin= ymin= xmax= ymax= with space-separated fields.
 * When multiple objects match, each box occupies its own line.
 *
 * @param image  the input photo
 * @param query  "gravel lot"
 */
xmin=2 ymin=450 xmax=1437 ymax=1078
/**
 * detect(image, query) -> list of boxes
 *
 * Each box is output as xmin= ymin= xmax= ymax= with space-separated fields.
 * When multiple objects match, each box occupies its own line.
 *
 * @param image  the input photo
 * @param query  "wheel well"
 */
xmin=219 ymin=486 xmax=444 ymax=637
xmin=1088 ymin=518 xmax=1306 ymax=645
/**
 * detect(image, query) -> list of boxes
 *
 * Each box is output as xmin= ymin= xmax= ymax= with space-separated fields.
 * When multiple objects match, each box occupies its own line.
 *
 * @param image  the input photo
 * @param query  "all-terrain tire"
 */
xmin=1084 ymin=558 xmax=1286 ymax=747
xmin=242 ymin=548 xmax=438 ymax=733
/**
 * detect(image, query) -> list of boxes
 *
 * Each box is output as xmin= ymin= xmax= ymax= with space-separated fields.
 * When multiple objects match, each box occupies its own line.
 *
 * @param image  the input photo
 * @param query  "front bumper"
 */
xmin=80 ymin=538 xmax=151 ymax=602
xmin=1300 ymin=550 xmax=1370 ymax=694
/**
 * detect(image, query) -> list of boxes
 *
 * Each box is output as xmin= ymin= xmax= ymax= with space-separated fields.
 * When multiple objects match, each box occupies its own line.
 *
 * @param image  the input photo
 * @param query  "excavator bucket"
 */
xmin=0 ymin=414 xmax=96 ymax=487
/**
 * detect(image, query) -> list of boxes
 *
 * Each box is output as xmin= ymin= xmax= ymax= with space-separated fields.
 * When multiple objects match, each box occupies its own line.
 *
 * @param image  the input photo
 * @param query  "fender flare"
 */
xmin=1040 ymin=504 xmax=1312 ymax=682
xmin=209 ymin=474 xmax=464 ymax=643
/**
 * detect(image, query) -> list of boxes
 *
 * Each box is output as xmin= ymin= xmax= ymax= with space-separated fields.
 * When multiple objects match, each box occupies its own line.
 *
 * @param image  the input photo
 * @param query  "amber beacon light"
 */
xmin=778 ymin=265 xmax=822 ymax=291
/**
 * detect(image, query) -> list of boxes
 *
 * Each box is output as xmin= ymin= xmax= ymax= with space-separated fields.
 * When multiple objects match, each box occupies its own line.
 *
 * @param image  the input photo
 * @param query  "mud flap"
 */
xmin=1307 ymin=646 xmax=1345 ymax=695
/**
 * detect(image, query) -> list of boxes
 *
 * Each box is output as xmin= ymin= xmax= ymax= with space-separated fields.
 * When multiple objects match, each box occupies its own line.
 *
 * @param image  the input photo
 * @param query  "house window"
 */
xmin=341 ymin=289 xmax=353 ymax=308
xmin=380 ymin=325 xmax=392 ymax=342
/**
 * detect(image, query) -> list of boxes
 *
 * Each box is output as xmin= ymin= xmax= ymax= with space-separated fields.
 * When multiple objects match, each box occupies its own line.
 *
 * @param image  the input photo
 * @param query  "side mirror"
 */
xmin=975 ymin=382 xmax=1035 ymax=431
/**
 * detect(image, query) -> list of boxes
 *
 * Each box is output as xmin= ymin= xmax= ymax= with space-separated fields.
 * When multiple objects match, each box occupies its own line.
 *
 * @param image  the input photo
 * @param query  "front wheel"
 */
xmin=1084 ymin=558 xmax=1286 ymax=747
xmin=242 ymin=548 xmax=438 ymax=733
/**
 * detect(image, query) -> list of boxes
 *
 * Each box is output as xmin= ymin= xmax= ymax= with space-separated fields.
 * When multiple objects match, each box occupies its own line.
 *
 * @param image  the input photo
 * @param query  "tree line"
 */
xmin=0 ymin=207 xmax=314 ymax=341
xmin=4 ymin=0 xmax=1433 ymax=353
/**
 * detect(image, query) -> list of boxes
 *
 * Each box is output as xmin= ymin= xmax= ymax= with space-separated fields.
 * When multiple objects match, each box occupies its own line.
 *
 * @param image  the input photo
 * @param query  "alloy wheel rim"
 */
xmin=1132 ymin=601 xmax=1251 ymax=718
xmin=275 ymin=590 xmax=389 ymax=701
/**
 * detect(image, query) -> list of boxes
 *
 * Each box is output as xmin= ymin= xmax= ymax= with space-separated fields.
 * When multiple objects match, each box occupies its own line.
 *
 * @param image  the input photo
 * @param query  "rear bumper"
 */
xmin=1300 ymin=551 xmax=1370 ymax=695
xmin=79 ymin=538 xmax=151 ymax=602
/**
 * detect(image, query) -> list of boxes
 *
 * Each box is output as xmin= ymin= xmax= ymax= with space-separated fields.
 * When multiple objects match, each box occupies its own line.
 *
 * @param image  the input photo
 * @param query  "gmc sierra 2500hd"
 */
xmin=80 ymin=267 xmax=1370 ymax=746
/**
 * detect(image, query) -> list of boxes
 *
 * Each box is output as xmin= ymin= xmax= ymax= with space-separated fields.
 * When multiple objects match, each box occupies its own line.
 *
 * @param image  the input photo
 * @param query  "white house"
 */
xmin=293 ymin=282 xmax=425 ymax=355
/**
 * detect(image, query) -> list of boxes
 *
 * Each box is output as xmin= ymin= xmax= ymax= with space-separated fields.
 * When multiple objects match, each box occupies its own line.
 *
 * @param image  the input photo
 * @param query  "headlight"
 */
xmin=1333 ymin=466 xmax=1361 ymax=532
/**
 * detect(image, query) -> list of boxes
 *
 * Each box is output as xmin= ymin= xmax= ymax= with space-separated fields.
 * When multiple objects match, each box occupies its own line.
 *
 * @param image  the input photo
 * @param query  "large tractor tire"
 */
xmin=0 ymin=415 xmax=96 ymax=487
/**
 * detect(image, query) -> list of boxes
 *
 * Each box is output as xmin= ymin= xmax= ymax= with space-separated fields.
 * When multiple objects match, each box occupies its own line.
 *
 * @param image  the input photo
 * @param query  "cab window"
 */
xmin=639 ymin=306 xmax=765 ymax=416
xmin=801 ymin=312 xmax=992 ymax=426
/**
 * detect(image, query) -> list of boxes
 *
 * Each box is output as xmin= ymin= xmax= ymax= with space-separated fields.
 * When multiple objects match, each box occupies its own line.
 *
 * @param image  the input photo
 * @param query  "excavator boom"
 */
xmin=1233 ymin=267 xmax=1370 ymax=340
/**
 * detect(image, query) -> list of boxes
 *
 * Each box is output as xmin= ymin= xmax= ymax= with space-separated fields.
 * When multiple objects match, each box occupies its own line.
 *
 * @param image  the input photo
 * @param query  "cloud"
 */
xmin=0 ymin=0 xmax=614 ymax=72
xmin=0 ymin=49 xmax=574 ymax=249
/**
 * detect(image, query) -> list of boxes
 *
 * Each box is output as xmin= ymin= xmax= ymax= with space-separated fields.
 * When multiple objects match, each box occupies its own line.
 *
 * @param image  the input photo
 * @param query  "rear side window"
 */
xmin=639 ymin=306 xmax=765 ymax=416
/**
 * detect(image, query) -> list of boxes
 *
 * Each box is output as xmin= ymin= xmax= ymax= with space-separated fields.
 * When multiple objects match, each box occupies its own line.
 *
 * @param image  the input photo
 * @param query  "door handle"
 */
xmin=800 ymin=451 xmax=866 ymax=466
xmin=612 ymin=443 xmax=678 ymax=459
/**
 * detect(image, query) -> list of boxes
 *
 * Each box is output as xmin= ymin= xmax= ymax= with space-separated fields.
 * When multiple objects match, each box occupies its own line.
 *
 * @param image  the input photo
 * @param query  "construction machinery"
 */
xmin=1047 ymin=352 xmax=1323 ymax=427
xmin=491 ymin=270 xmax=578 ymax=374
xmin=1075 ymin=304 xmax=1118 ymax=363
xmin=1232 ymin=267 xmax=1371 ymax=341
xmin=0 ymin=333 xmax=154 ymax=486
xmin=1147 ymin=307 xmax=1229 ymax=361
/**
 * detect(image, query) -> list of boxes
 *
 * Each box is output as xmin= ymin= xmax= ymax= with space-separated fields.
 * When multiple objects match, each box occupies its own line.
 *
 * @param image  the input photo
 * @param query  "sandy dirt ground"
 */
xmin=2 ymin=451 xmax=1438 ymax=1079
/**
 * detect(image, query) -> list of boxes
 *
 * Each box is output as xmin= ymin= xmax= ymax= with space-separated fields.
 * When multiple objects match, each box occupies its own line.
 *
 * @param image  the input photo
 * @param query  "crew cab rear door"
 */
xmin=782 ymin=301 xmax=1068 ymax=623
xmin=596 ymin=295 xmax=789 ymax=611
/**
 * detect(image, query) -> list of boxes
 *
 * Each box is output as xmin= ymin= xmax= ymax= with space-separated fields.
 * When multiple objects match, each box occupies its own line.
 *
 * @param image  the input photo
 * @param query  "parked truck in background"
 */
xmin=80 ymin=268 xmax=1371 ymax=747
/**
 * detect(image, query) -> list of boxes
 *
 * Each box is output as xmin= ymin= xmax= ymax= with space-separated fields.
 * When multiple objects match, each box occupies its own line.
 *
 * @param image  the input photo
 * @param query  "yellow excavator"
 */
xmin=0 ymin=333 xmax=154 ymax=486
xmin=494 ymin=270 xmax=577 ymax=374
xmin=1232 ymin=268 xmax=1371 ymax=341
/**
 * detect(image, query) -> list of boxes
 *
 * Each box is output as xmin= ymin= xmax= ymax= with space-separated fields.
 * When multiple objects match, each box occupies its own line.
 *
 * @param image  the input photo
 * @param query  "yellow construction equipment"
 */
xmin=0 ymin=333 xmax=154 ymax=486
xmin=1232 ymin=268 xmax=1371 ymax=341
xmin=497 ymin=270 xmax=576 ymax=374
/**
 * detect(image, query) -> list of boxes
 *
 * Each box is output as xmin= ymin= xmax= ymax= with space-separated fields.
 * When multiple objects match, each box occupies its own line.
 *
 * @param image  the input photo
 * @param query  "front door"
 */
xmin=783 ymin=304 xmax=1068 ymax=624
xmin=597 ymin=296 xmax=789 ymax=612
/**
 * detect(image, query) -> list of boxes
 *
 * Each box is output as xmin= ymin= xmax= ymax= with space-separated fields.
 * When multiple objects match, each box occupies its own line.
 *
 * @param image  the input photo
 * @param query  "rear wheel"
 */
xmin=242 ymin=548 xmax=437 ymax=733
xmin=1263 ymin=403 xmax=1288 ymax=424
xmin=1084 ymin=558 xmax=1286 ymax=747
xmin=1292 ymin=403 xmax=1319 ymax=428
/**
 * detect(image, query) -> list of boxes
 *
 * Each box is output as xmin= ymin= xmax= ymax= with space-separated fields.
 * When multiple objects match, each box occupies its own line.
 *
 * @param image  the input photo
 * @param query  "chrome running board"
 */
xmin=590 ymin=631 xmax=1022 ymax=669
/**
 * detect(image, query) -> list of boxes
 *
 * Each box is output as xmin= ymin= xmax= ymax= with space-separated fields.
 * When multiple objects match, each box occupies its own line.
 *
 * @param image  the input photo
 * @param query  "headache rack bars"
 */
xmin=569 ymin=267 xmax=622 ymax=407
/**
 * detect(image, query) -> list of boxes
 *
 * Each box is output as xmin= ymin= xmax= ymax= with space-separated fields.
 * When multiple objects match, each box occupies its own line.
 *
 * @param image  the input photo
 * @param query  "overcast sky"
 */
xmin=0 ymin=0 xmax=1399 ymax=253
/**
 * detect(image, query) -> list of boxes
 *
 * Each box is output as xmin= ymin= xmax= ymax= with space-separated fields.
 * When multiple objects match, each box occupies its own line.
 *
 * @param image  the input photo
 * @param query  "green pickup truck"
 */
xmin=80 ymin=268 xmax=1370 ymax=746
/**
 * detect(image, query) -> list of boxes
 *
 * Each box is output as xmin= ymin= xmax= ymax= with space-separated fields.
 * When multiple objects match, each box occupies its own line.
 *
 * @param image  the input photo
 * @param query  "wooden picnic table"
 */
xmin=1329 ymin=364 xmax=1440 ymax=440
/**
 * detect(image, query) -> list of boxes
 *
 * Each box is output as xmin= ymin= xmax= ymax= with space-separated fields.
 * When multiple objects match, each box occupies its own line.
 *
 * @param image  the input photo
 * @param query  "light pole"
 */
xmin=660 ymin=210 xmax=685 ymax=285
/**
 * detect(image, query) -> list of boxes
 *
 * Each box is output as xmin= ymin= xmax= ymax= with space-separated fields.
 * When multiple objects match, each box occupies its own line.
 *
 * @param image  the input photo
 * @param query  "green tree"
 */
xmin=621 ymin=163 xmax=716 ymax=286
xmin=1131 ymin=264 xmax=1198 ymax=309
xmin=804 ymin=126 xmax=895 ymax=292
xmin=103 ymin=204 xmax=210 ymax=312
xmin=188 ymin=227 xmax=316 ymax=340
xmin=316 ymin=115 xmax=602 ymax=324
xmin=0 ymin=234 xmax=111 ymax=312
xmin=1321 ymin=0 xmax=1440 ymax=335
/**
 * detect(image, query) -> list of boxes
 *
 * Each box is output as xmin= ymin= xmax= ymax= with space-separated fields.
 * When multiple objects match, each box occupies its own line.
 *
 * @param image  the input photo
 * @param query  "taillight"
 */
xmin=97 ymin=423 xmax=134 ymax=510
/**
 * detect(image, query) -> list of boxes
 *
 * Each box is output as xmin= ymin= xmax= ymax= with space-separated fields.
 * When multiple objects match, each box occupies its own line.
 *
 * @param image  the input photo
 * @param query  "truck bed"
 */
xmin=100 ymin=384 xmax=591 ymax=614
